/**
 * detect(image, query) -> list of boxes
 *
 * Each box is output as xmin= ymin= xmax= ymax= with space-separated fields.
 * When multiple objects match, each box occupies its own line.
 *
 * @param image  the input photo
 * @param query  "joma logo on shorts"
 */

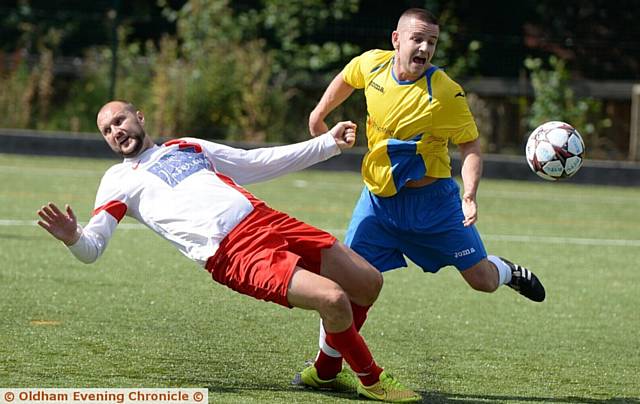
xmin=454 ymin=248 xmax=476 ymax=258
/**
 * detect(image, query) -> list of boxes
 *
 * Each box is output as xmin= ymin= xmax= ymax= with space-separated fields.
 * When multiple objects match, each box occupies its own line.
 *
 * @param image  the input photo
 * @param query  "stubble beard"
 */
xmin=117 ymin=129 xmax=147 ymax=158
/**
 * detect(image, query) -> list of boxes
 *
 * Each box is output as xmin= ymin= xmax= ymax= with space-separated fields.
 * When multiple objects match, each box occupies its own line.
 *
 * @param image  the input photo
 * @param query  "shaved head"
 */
xmin=397 ymin=8 xmax=438 ymax=30
xmin=98 ymin=100 xmax=137 ymax=120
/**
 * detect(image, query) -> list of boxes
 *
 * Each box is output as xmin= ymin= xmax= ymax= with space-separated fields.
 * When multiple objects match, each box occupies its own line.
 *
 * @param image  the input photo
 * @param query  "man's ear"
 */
xmin=391 ymin=30 xmax=399 ymax=50
xmin=136 ymin=110 xmax=145 ymax=126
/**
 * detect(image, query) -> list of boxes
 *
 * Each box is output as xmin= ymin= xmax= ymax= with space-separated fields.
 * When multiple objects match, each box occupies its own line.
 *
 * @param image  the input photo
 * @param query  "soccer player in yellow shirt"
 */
xmin=297 ymin=8 xmax=546 ymax=398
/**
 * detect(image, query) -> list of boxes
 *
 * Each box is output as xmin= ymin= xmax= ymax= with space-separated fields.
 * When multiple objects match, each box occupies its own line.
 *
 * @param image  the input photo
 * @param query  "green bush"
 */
xmin=0 ymin=47 xmax=59 ymax=130
xmin=0 ymin=0 xmax=363 ymax=143
xmin=0 ymin=52 xmax=35 ymax=129
xmin=147 ymin=0 xmax=290 ymax=141
xmin=0 ymin=3 xmax=279 ymax=141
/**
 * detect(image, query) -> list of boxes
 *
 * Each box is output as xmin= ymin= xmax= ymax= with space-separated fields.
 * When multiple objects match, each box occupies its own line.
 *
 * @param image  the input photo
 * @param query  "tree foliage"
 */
xmin=525 ymin=0 xmax=640 ymax=80
xmin=0 ymin=0 xmax=637 ymax=154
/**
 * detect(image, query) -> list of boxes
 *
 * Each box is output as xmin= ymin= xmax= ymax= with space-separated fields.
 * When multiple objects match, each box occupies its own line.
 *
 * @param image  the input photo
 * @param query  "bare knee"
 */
xmin=317 ymin=286 xmax=352 ymax=329
xmin=325 ymin=261 xmax=381 ymax=307
xmin=356 ymin=265 xmax=383 ymax=305
xmin=320 ymin=242 xmax=383 ymax=306
xmin=461 ymin=260 xmax=499 ymax=293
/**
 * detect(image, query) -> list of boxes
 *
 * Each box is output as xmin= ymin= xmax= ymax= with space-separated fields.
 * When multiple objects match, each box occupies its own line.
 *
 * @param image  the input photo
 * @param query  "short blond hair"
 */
xmin=398 ymin=8 xmax=439 ymax=27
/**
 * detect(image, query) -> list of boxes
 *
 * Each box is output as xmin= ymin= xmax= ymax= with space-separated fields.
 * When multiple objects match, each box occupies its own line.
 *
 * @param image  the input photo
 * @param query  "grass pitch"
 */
xmin=0 ymin=153 xmax=639 ymax=403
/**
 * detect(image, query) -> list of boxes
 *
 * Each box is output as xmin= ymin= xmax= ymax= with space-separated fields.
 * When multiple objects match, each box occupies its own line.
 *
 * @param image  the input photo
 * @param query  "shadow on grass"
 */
xmin=418 ymin=391 xmax=640 ymax=403
xmin=204 ymin=384 xmax=639 ymax=404
xmin=203 ymin=383 xmax=364 ymax=402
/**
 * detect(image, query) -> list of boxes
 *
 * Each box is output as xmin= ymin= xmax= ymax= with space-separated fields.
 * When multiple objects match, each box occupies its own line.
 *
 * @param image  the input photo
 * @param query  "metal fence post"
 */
xmin=108 ymin=0 xmax=121 ymax=100
xmin=630 ymin=84 xmax=640 ymax=161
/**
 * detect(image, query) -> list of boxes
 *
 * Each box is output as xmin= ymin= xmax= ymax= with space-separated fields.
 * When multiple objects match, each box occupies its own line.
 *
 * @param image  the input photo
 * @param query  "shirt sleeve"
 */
xmin=433 ymin=77 xmax=479 ymax=145
xmin=341 ymin=53 xmax=367 ymax=89
xmin=67 ymin=170 xmax=128 ymax=263
xmin=181 ymin=132 xmax=342 ymax=185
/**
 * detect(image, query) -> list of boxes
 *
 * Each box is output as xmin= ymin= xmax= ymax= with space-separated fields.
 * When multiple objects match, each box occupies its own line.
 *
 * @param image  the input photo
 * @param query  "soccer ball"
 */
xmin=525 ymin=121 xmax=585 ymax=181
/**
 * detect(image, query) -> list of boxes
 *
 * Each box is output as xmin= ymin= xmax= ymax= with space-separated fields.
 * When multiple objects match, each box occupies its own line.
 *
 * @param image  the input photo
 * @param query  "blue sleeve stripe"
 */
xmin=425 ymin=65 xmax=439 ymax=103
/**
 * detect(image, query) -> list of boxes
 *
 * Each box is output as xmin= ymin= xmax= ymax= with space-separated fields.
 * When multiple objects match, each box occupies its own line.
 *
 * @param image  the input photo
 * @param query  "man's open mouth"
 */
xmin=413 ymin=56 xmax=427 ymax=65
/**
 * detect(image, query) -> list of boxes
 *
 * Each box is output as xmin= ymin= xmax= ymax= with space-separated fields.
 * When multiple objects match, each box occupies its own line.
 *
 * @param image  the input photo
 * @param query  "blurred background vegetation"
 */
xmin=0 ymin=0 xmax=638 ymax=158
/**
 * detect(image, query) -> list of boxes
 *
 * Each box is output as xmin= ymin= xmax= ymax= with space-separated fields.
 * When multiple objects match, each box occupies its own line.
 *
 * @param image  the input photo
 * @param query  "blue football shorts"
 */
xmin=344 ymin=178 xmax=487 ymax=273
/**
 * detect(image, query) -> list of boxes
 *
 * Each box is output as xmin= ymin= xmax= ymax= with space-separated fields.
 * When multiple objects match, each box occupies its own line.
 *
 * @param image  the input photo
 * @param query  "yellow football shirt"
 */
xmin=342 ymin=49 xmax=479 ymax=197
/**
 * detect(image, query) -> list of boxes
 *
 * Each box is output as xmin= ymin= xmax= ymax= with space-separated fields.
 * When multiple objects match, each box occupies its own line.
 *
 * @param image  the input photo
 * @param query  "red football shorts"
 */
xmin=205 ymin=203 xmax=337 ymax=307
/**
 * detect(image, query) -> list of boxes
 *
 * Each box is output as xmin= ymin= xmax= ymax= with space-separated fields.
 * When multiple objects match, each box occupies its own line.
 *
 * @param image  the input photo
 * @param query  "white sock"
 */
xmin=488 ymin=255 xmax=512 ymax=285
xmin=318 ymin=319 xmax=342 ymax=358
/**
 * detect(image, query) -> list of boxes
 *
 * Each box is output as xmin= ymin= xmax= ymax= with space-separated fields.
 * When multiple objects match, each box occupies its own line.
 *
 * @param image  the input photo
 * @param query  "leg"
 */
xmin=307 ymin=242 xmax=382 ymax=382
xmin=319 ymin=241 xmax=383 ymax=307
xmin=460 ymin=255 xmax=545 ymax=302
xmin=307 ymin=190 xmax=403 ymax=383
xmin=289 ymin=268 xmax=421 ymax=402
xmin=287 ymin=267 xmax=383 ymax=383
xmin=207 ymin=204 xmax=418 ymax=400
xmin=459 ymin=258 xmax=500 ymax=292
xmin=287 ymin=266 xmax=354 ymax=332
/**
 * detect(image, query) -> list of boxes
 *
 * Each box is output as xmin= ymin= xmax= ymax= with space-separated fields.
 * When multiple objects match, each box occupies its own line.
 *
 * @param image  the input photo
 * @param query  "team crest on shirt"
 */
xmin=147 ymin=149 xmax=211 ymax=187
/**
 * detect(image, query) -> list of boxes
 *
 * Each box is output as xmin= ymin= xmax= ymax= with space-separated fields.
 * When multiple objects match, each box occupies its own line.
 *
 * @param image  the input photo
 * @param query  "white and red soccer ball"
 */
xmin=525 ymin=121 xmax=585 ymax=181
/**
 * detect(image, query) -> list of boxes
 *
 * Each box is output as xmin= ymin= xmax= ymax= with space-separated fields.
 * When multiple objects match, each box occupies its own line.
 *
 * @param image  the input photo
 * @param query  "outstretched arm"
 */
xmin=192 ymin=121 xmax=358 ymax=185
xmin=458 ymin=139 xmax=483 ymax=227
xmin=309 ymin=73 xmax=355 ymax=136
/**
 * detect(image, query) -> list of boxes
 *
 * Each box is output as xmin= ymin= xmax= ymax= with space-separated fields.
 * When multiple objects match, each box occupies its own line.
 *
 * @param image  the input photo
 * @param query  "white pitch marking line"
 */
xmin=481 ymin=234 xmax=640 ymax=247
xmin=0 ymin=164 xmax=105 ymax=177
xmin=0 ymin=219 xmax=144 ymax=230
xmin=5 ymin=219 xmax=639 ymax=247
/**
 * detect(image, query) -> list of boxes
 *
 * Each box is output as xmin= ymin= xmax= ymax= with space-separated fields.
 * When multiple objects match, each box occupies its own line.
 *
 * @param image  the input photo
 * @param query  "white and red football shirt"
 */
xmin=67 ymin=133 xmax=341 ymax=266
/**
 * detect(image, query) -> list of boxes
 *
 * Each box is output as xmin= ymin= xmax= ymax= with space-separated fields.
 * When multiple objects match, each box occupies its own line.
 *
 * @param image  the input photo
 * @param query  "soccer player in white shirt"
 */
xmin=36 ymin=100 xmax=421 ymax=403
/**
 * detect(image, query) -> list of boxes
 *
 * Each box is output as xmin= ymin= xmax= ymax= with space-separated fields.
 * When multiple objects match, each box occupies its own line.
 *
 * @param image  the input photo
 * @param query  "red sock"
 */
xmin=314 ymin=350 xmax=342 ymax=380
xmin=314 ymin=303 xmax=371 ymax=379
xmin=351 ymin=302 xmax=370 ymax=331
xmin=325 ymin=323 xmax=382 ymax=386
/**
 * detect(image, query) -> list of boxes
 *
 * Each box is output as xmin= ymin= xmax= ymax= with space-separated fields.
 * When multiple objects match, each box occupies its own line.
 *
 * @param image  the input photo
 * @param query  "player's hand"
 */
xmin=309 ymin=111 xmax=329 ymax=137
xmin=328 ymin=121 xmax=357 ymax=150
xmin=37 ymin=203 xmax=81 ymax=245
xmin=461 ymin=194 xmax=477 ymax=227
